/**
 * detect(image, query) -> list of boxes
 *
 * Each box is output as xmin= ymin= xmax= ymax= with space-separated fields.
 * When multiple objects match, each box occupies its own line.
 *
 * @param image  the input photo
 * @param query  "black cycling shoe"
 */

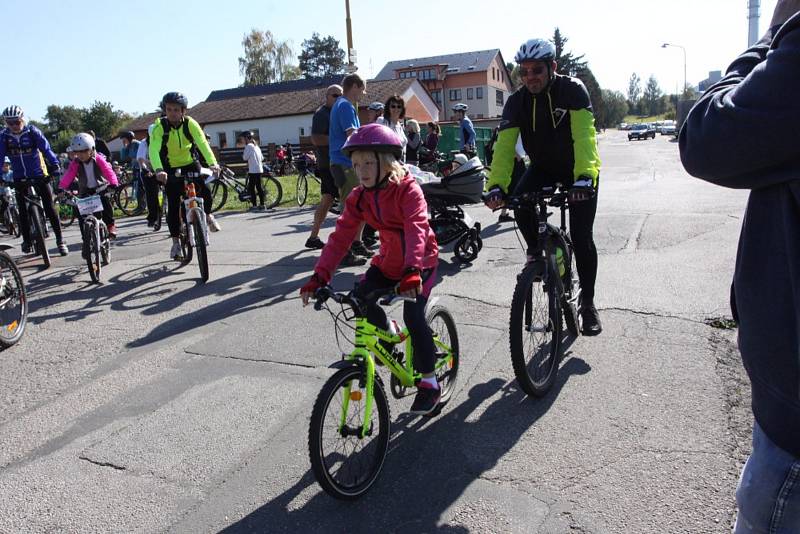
xmin=21 ymin=241 xmax=32 ymax=254
xmin=340 ymin=251 xmax=367 ymax=267
xmin=305 ymin=236 xmax=325 ymax=250
xmin=350 ymin=241 xmax=374 ymax=258
xmin=498 ymin=213 xmax=515 ymax=223
xmin=581 ymin=302 xmax=603 ymax=336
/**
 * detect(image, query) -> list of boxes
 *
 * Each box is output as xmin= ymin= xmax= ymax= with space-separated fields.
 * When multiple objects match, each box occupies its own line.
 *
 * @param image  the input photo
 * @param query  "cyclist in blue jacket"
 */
xmin=0 ymin=105 xmax=68 ymax=255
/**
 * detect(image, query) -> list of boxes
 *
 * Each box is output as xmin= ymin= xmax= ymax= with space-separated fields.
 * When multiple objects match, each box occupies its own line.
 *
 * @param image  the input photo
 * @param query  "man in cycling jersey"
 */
xmin=484 ymin=38 xmax=602 ymax=335
xmin=149 ymin=92 xmax=220 ymax=260
xmin=451 ymin=103 xmax=476 ymax=157
xmin=0 ymin=105 xmax=68 ymax=256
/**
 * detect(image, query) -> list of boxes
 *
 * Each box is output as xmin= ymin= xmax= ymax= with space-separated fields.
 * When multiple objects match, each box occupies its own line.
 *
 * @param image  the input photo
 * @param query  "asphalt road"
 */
xmin=0 ymin=130 xmax=753 ymax=533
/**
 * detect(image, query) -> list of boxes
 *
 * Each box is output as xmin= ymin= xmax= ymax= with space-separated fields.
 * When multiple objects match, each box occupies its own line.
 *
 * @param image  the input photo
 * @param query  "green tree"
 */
xmin=552 ymin=27 xmax=587 ymax=76
xmin=642 ymin=75 xmax=664 ymax=116
xmin=238 ymin=29 xmax=296 ymax=86
xmin=81 ymin=101 xmax=131 ymax=140
xmin=44 ymin=105 xmax=83 ymax=136
xmin=576 ymin=67 xmax=603 ymax=125
xmin=298 ymin=33 xmax=346 ymax=78
xmin=599 ymin=90 xmax=629 ymax=128
xmin=627 ymin=72 xmax=642 ymax=114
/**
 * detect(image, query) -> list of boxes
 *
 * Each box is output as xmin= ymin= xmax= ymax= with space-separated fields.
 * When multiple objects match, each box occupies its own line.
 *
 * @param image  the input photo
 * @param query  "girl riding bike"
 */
xmin=300 ymin=123 xmax=441 ymax=415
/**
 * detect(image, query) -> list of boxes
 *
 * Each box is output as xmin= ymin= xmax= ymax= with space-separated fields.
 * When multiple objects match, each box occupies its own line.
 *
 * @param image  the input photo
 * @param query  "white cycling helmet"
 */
xmin=451 ymin=103 xmax=468 ymax=112
xmin=68 ymin=133 xmax=95 ymax=152
xmin=3 ymin=156 xmax=10 ymax=164
xmin=2 ymin=106 xmax=24 ymax=120
xmin=515 ymin=38 xmax=556 ymax=63
xmin=368 ymin=101 xmax=384 ymax=111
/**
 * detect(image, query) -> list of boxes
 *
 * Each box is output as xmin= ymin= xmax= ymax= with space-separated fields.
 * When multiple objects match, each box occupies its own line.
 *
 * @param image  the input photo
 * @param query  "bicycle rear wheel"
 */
xmin=115 ymin=183 xmax=137 ymax=216
xmin=0 ymin=251 xmax=27 ymax=348
xmin=262 ymin=176 xmax=283 ymax=209
xmin=29 ymin=206 xmax=50 ymax=268
xmin=192 ymin=219 xmax=209 ymax=282
xmin=86 ymin=222 xmax=101 ymax=283
xmin=296 ymin=172 xmax=308 ymax=207
xmin=509 ymin=261 xmax=562 ymax=397
xmin=309 ymin=366 xmax=390 ymax=500
xmin=427 ymin=305 xmax=460 ymax=407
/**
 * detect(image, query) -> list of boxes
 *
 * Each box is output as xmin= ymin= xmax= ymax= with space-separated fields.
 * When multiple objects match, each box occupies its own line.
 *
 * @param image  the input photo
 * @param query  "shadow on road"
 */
xmin=221 ymin=358 xmax=591 ymax=533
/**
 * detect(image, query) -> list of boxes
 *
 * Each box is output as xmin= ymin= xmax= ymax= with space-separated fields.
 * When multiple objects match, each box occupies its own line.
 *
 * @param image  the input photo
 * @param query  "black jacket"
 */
xmin=680 ymin=13 xmax=800 ymax=457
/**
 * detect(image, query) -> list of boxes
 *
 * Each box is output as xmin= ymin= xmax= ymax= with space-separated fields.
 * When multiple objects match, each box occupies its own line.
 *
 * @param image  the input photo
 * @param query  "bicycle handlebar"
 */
xmin=482 ymin=185 xmax=569 ymax=211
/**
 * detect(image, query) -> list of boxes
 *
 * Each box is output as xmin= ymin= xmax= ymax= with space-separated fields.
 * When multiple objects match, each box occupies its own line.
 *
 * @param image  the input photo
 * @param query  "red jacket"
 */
xmin=315 ymin=172 xmax=438 ymax=282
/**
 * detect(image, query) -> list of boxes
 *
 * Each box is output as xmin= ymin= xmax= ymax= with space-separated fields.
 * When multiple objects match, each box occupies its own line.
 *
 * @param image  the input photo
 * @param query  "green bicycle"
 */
xmin=308 ymin=285 xmax=460 ymax=500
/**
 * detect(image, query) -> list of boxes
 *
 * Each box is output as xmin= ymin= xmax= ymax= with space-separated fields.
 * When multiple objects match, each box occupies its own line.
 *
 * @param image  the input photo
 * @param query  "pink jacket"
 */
xmin=315 ymin=172 xmax=438 ymax=282
xmin=59 ymin=153 xmax=119 ymax=192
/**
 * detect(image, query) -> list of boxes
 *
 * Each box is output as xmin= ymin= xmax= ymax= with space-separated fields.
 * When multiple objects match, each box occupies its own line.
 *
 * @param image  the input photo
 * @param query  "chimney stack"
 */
xmin=748 ymin=0 xmax=761 ymax=46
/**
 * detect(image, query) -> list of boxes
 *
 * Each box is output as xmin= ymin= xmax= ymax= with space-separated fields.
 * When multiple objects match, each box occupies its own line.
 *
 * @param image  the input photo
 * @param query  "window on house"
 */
xmin=496 ymin=89 xmax=504 ymax=106
xmin=431 ymin=90 xmax=442 ymax=104
xmin=449 ymin=89 xmax=461 ymax=101
xmin=467 ymin=88 xmax=474 ymax=100
xmin=299 ymin=127 xmax=306 ymax=136
xmin=411 ymin=70 xmax=417 ymax=77
xmin=476 ymin=87 xmax=483 ymax=99
xmin=217 ymin=132 xmax=227 ymax=149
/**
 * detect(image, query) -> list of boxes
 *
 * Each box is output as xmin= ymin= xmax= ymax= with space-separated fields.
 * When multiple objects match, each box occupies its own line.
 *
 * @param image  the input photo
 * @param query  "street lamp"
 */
xmin=662 ymin=43 xmax=687 ymax=97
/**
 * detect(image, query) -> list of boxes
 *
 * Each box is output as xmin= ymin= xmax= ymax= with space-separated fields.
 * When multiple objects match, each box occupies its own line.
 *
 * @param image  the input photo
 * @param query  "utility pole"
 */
xmin=345 ymin=0 xmax=357 ymax=72
xmin=748 ymin=0 xmax=761 ymax=47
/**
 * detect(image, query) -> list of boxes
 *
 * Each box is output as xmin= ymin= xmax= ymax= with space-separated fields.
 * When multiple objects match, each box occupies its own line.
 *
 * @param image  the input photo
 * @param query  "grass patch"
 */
xmin=622 ymin=114 xmax=671 ymax=124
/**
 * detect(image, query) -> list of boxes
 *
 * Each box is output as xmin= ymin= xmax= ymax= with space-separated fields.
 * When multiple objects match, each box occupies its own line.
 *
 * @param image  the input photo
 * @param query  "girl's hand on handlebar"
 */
xmin=397 ymin=270 xmax=422 ymax=299
xmin=300 ymin=273 xmax=324 ymax=306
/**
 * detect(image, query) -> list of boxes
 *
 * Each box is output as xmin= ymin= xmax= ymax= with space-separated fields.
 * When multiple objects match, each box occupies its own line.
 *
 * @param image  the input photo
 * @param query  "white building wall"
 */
xmin=202 ymin=114 xmax=314 ymax=148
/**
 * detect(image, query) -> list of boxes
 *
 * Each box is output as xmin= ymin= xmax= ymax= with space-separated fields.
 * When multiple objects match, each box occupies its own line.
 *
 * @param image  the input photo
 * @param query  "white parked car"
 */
xmin=659 ymin=120 xmax=677 ymax=135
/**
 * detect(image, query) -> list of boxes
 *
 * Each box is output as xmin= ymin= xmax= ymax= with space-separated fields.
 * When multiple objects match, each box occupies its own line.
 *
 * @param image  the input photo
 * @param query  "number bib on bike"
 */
xmin=76 ymin=195 xmax=103 ymax=216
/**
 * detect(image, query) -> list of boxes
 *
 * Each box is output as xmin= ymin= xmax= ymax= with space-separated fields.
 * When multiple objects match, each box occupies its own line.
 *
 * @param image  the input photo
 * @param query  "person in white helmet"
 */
xmin=451 ymin=103 xmax=476 ymax=157
xmin=484 ymin=37 xmax=602 ymax=335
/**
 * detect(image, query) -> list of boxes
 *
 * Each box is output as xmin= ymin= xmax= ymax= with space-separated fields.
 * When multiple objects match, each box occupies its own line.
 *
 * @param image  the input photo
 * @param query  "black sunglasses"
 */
xmin=5 ymin=119 xmax=21 ymax=126
xmin=519 ymin=66 xmax=547 ymax=77
xmin=328 ymin=93 xmax=342 ymax=98
xmin=389 ymin=104 xmax=403 ymax=109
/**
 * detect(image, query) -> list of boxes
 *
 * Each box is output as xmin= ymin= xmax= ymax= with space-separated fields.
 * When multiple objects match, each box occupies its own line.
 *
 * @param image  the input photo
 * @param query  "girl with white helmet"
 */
xmin=59 ymin=133 xmax=120 ymax=243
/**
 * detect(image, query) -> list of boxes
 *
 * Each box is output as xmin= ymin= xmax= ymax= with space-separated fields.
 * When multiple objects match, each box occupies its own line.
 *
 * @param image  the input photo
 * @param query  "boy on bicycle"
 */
xmin=149 ymin=92 xmax=220 ymax=260
xmin=300 ymin=124 xmax=441 ymax=415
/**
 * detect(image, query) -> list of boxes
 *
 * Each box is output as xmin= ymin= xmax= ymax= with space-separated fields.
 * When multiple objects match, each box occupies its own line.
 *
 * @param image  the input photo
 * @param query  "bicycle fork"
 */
xmin=340 ymin=330 xmax=377 ymax=439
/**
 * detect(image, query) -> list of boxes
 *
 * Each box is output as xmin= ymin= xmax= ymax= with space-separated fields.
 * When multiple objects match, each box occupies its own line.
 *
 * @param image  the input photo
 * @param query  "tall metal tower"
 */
xmin=748 ymin=0 xmax=761 ymax=46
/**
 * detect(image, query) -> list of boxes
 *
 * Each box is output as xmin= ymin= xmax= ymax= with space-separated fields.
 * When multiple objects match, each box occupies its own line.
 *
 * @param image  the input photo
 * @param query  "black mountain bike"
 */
xmin=0 ymin=243 xmax=27 ymax=349
xmin=501 ymin=187 xmax=582 ymax=397
xmin=207 ymin=166 xmax=282 ymax=212
xmin=12 ymin=179 xmax=52 ymax=268
xmin=1 ymin=186 xmax=21 ymax=237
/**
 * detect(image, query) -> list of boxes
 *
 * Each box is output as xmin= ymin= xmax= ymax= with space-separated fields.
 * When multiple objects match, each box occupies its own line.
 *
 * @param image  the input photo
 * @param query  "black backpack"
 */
xmin=158 ymin=117 xmax=211 ymax=169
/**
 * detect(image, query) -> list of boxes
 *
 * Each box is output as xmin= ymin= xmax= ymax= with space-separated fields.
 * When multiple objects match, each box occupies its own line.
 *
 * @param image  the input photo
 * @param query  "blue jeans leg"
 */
xmin=734 ymin=421 xmax=800 ymax=533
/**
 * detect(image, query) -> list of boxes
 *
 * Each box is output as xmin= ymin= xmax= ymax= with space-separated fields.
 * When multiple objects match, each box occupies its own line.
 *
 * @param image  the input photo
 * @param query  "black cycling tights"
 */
xmin=165 ymin=165 xmax=212 ymax=238
xmin=16 ymin=180 xmax=63 ymax=245
xmin=353 ymin=266 xmax=437 ymax=374
xmin=513 ymin=171 xmax=598 ymax=303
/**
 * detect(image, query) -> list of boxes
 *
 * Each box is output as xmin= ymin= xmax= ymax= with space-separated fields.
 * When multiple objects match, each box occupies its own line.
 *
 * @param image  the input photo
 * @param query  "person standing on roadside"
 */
xmin=679 ymin=2 xmax=800 ymax=531
xmin=240 ymin=131 xmax=265 ymax=211
xmin=329 ymin=74 xmax=371 ymax=265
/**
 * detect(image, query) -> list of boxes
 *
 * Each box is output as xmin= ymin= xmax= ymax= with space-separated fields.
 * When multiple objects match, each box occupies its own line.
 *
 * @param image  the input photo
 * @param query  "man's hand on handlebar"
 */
xmin=156 ymin=171 xmax=168 ymax=184
xmin=569 ymin=177 xmax=595 ymax=203
xmin=483 ymin=186 xmax=506 ymax=210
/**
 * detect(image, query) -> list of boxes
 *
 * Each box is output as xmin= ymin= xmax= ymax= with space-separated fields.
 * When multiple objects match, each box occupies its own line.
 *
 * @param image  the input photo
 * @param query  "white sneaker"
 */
xmin=207 ymin=214 xmax=221 ymax=232
xmin=170 ymin=242 xmax=183 ymax=261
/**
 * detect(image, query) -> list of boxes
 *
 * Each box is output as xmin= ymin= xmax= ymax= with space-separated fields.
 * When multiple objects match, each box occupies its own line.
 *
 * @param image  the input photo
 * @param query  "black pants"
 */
xmin=353 ymin=266 xmax=436 ymax=374
xmin=77 ymin=193 xmax=115 ymax=242
xmin=142 ymin=171 xmax=161 ymax=224
xmin=513 ymin=168 xmax=599 ymax=302
xmin=247 ymin=172 xmax=265 ymax=207
xmin=165 ymin=164 xmax=212 ymax=238
xmin=16 ymin=180 xmax=63 ymax=244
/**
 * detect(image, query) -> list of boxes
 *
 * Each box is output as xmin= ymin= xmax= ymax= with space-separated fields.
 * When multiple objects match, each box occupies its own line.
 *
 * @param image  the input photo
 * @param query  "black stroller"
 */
xmin=419 ymin=156 xmax=486 ymax=263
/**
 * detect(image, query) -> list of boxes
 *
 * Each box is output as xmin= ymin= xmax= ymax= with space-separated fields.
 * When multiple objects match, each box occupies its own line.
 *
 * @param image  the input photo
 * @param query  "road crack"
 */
xmin=78 ymin=456 xmax=126 ymax=471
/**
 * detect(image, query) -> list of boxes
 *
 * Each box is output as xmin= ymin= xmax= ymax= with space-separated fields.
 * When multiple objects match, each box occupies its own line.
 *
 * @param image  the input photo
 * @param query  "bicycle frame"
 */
xmin=182 ymin=184 xmax=208 ymax=247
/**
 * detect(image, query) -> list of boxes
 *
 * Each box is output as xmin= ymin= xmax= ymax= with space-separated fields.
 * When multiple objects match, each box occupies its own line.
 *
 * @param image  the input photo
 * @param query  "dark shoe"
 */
xmin=21 ymin=241 xmax=32 ymax=254
xmin=153 ymin=219 xmax=161 ymax=232
xmin=147 ymin=221 xmax=155 ymax=228
xmin=581 ymin=303 xmax=603 ymax=336
xmin=340 ymin=251 xmax=367 ymax=267
xmin=329 ymin=203 xmax=342 ymax=215
xmin=498 ymin=213 xmax=515 ymax=223
xmin=57 ymin=242 xmax=69 ymax=256
xmin=410 ymin=382 xmax=441 ymax=415
xmin=362 ymin=234 xmax=378 ymax=249
xmin=350 ymin=241 xmax=374 ymax=258
xmin=305 ymin=236 xmax=325 ymax=250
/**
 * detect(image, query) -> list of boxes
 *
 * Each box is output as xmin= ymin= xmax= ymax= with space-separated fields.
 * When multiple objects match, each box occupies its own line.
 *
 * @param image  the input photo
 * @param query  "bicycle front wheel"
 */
xmin=309 ymin=366 xmax=390 ymax=500
xmin=262 ymin=176 xmax=283 ymax=209
xmin=296 ymin=172 xmax=308 ymax=207
xmin=509 ymin=261 xmax=562 ymax=397
xmin=0 ymin=251 xmax=27 ymax=348
xmin=115 ymin=183 xmax=137 ymax=216
xmin=58 ymin=200 xmax=75 ymax=227
xmin=192 ymin=219 xmax=209 ymax=282
xmin=86 ymin=223 xmax=101 ymax=283
xmin=427 ymin=305 xmax=460 ymax=407
xmin=30 ymin=207 xmax=50 ymax=268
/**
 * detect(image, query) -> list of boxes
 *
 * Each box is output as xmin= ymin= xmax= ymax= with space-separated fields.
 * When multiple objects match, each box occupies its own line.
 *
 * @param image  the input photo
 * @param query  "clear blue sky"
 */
xmin=0 ymin=0 xmax=779 ymax=121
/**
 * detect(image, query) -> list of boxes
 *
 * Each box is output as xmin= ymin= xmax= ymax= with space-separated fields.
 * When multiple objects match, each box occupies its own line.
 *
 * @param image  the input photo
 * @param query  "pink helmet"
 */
xmin=342 ymin=123 xmax=403 ymax=159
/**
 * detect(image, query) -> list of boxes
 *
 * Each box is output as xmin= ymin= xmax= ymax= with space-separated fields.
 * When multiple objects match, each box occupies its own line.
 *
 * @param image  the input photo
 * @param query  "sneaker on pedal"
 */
xmin=305 ymin=236 xmax=325 ymax=250
xmin=350 ymin=241 xmax=373 ymax=258
xmin=170 ymin=242 xmax=183 ymax=261
xmin=581 ymin=302 xmax=603 ymax=336
xmin=207 ymin=214 xmax=221 ymax=232
xmin=21 ymin=241 xmax=32 ymax=254
xmin=107 ymin=224 xmax=117 ymax=239
xmin=341 ymin=251 xmax=367 ymax=267
xmin=57 ymin=241 xmax=69 ymax=256
xmin=410 ymin=382 xmax=441 ymax=415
